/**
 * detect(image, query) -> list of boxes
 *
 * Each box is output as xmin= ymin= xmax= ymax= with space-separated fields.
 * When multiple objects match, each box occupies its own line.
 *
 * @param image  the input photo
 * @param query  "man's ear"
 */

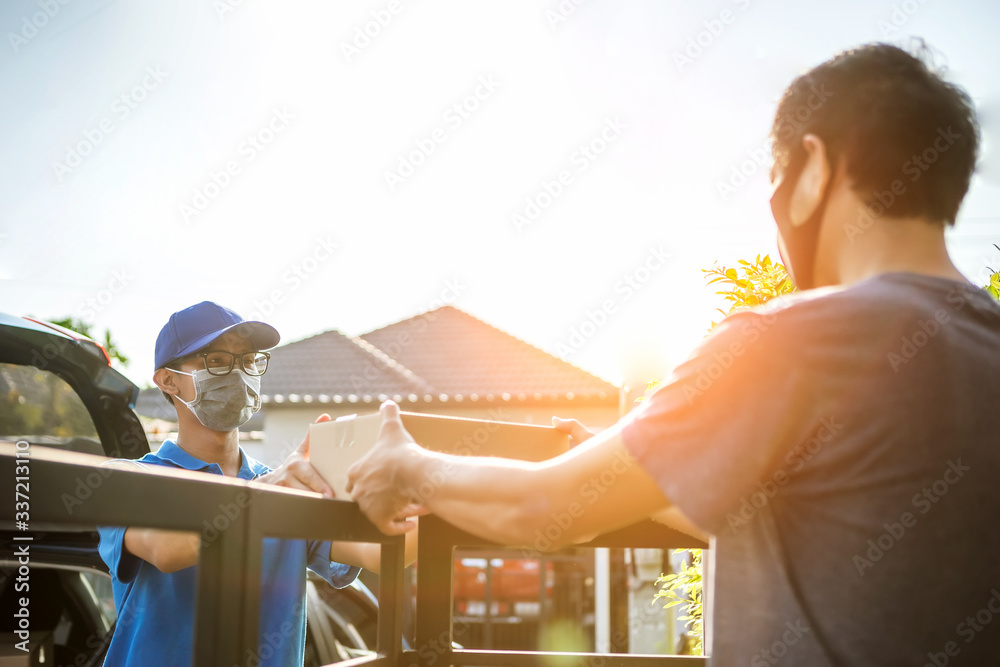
xmin=153 ymin=367 xmax=179 ymax=398
xmin=788 ymin=133 xmax=832 ymax=227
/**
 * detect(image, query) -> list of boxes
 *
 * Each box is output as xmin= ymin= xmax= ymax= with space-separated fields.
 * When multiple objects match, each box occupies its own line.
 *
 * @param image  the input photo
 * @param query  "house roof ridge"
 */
xmin=348 ymin=335 xmax=437 ymax=395
xmin=363 ymin=304 xmax=620 ymax=391
xmin=277 ymin=328 xmax=348 ymax=347
xmin=260 ymin=328 xmax=433 ymax=403
xmin=448 ymin=307 xmax=622 ymax=389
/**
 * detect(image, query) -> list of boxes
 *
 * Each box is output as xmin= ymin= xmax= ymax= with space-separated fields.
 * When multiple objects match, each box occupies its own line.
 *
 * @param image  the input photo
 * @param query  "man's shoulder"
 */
xmin=239 ymin=448 xmax=272 ymax=479
xmin=756 ymin=275 xmax=906 ymax=318
xmin=100 ymin=452 xmax=168 ymax=470
xmin=136 ymin=448 xmax=181 ymax=469
xmin=725 ymin=272 xmax=988 ymax=332
xmin=707 ymin=285 xmax=851 ymax=348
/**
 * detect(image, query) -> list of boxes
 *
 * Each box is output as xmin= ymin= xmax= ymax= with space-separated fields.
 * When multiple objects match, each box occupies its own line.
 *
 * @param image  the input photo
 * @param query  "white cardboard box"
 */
xmin=309 ymin=411 xmax=571 ymax=499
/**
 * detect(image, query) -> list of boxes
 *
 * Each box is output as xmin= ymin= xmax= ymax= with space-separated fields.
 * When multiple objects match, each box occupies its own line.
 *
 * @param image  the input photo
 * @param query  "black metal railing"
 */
xmin=2 ymin=444 xmax=708 ymax=666
xmin=408 ymin=516 xmax=708 ymax=667
xmin=0 ymin=445 xmax=404 ymax=667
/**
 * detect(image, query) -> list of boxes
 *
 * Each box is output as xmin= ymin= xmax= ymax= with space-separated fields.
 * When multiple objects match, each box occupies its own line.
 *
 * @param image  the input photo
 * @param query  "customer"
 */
xmin=347 ymin=43 xmax=1000 ymax=665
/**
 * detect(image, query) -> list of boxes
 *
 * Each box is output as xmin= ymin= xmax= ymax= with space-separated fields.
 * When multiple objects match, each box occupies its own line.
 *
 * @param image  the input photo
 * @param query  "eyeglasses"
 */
xmin=180 ymin=350 xmax=270 ymax=376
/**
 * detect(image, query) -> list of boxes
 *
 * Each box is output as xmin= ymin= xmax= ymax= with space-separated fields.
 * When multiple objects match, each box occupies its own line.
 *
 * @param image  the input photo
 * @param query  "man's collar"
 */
xmin=155 ymin=439 xmax=266 ymax=480
xmin=238 ymin=448 xmax=269 ymax=480
xmin=155 ymin=439 xmax=214 ymax=471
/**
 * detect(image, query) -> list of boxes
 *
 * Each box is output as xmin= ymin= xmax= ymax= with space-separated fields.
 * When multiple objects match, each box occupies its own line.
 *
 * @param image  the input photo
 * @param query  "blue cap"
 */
xmin=154 ymin=301 xmax=280 ymax=370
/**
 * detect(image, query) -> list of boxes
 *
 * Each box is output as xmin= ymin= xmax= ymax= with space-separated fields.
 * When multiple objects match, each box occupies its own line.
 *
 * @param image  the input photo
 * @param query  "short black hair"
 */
xmin=771 ymin=41 xmax=979 ymax=225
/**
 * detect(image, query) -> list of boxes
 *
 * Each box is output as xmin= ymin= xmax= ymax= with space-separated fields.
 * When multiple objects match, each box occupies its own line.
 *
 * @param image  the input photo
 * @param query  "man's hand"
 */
xmin=256 ymin=414 xmax=335 ymax=498
xmin=552 ymin=416 xmax=594 ymax=447
xmin=346 ymin=401 xmax=425 ymax=535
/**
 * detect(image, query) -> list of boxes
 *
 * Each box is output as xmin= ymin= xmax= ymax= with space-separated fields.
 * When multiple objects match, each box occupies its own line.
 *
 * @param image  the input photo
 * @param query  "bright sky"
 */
xmin=2 ymin=0 xmax=999 ymax=390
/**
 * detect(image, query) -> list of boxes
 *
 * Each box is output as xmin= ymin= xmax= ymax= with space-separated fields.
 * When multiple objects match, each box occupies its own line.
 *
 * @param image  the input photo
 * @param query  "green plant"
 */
xmin=984 ymin=245 xmax=1000 ymax=301
xmin=703 ymin=254 xmax=794 ymax=318
xmin=49 ymin=316 xmax=129 ymax=368
xmin=654 ymin=549 xmax=703 ymax=655
xmin=653 ymin=254 xmax=793 ymax=656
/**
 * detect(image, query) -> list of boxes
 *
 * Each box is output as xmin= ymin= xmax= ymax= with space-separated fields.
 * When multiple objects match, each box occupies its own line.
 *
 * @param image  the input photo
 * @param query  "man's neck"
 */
xmin=832 ymin=213 xmax=969 ymax=286
xmin=175 ymin=414 xmax=242 ymax=476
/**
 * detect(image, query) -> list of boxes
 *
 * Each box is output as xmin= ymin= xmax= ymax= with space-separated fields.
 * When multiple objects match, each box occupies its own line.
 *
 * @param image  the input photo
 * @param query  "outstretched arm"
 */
xmin=329 ymin=526 xmax=418 ymax=573
xmin=105 ymin=459 xmax=200 ymax=574
xmin=120 ymin=414 xmax=412 ymax=574
xmin=346 ymin=401 xmax=676 ymax=550
xmin=552 ymin=415 xmax=710 ymax=543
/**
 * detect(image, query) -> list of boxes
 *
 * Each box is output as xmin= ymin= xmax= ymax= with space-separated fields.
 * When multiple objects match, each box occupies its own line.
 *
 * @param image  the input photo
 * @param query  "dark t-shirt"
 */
xmin=622 ymin=272 xmax=1000 ymax=666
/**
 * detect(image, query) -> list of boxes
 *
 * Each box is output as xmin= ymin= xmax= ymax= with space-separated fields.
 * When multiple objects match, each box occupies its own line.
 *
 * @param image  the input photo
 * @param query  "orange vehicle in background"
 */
xmin=450 ymin=550 xmax=595 ymax=651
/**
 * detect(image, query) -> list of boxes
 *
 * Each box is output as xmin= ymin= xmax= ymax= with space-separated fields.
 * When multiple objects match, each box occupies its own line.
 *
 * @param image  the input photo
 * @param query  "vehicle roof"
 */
xmin=0 ymin=311 xmax=149 ymax=459
xmin=0 ymin=311 xmax=77 ymax=338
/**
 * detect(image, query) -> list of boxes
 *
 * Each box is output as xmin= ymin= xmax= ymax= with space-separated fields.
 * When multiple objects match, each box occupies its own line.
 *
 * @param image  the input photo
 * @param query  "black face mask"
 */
xmin=769 ymin=158 xmax=831 ymax=291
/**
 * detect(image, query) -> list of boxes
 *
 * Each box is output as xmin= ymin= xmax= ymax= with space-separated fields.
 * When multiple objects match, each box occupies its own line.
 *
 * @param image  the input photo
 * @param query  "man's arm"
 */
xmin=115 ymin=413 xmax=374 ymax=574
xmin=120 ymin=513 xmax=421 ymax=575
xmin=123 ymin=528 xmax=200 ymax=573
xmin=98 ymin=460 xmax=200 ymax=574
xmin=120 ymin=507 xmax=420 ymax=575
xmin=550 ymin=416 xmax=711 ymax=544
xmin=329 ymin=525 xmax=419 ymax=573
xmin=346 ymin=401 xmax=676 ymax=549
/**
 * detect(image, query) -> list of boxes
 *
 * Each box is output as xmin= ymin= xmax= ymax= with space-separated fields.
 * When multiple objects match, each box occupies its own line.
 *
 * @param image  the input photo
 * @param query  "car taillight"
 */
xmin=79 ymin=339 xmax=112 ymax=366
xmin=93 ymin=341 xmax=112 ymax=366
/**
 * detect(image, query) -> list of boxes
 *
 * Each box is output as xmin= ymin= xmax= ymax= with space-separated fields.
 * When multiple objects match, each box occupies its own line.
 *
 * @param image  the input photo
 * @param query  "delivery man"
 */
xmin=98 ymin=301 xmax=417 ymax=666
xmin=346 ymin=43 xmax=1000 ymax=665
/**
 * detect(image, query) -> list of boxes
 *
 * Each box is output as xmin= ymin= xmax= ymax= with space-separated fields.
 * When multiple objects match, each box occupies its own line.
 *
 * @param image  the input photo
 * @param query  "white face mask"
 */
xmin=169 ymin=367 xmax=262 ymax=432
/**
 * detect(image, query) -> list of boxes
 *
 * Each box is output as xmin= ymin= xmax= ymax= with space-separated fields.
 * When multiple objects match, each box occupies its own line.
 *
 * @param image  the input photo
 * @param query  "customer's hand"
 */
xmin=256 ymin=414 xmax=335 ymax=498
xmin=552 ymin=416 xmax=594 ymax=447
xmin=346 ymin=401 xmax=425 ymax=535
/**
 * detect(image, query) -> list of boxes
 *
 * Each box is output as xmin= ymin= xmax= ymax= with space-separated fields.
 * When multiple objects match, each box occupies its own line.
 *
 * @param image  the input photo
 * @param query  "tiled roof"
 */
xmin=260 ymin=330 xmax=434 ymax=406
xmin=134 ymin=387 xmax=179 ymax=422
xmin=360 ymin=306 xmax=618 ymax=404
xmin=259 ymin=307 xmax=619 ymax=406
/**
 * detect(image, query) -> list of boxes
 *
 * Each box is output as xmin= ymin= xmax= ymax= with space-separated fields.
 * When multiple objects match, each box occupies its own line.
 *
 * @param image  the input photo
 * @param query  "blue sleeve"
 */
xmin=306 ymin=539 xmax=361 ymax=588
xmin=97 ymin=524 xmax=141 ymax=584
xmin=95 ymin=459 xmax=152 ymax=583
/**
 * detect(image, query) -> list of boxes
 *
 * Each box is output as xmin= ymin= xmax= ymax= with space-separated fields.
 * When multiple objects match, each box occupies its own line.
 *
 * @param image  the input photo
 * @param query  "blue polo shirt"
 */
xmin=97 ymin=440 xmax=360 ymax=667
